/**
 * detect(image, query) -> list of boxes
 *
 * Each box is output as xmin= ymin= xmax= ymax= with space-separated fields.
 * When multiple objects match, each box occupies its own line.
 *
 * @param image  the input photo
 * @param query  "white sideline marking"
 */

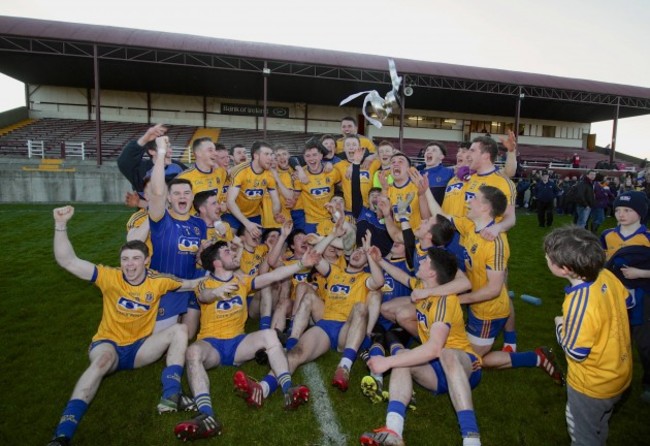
xmin=302 ymin=363 xmax=347 ymax=446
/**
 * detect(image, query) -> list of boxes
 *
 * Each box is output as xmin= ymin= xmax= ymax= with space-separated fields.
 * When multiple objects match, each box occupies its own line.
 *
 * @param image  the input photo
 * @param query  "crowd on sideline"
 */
xmin=46 ymin=118 xmax=649 ymax=446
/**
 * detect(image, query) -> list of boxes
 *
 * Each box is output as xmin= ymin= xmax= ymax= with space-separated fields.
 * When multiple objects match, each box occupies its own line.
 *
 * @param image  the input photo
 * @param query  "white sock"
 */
xmin=260 ymin=381 xmax=270 ymax=399
xmin=338 ymin=358 xmax=353 ymax=370
xmin=386 ymin=412 xmax=404 ymax=438
xmin=463 ymin=435 xmax=481 ymax=446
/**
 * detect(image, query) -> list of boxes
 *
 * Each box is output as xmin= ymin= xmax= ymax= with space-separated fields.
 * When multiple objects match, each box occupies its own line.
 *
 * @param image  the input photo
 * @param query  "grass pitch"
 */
xmin=1 ymin=204 xmax=649 ymax=445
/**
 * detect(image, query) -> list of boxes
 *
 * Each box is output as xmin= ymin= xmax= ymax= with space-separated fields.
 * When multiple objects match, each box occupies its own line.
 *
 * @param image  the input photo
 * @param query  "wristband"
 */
xmin=55 ymin=225 xmax=67 ymax=231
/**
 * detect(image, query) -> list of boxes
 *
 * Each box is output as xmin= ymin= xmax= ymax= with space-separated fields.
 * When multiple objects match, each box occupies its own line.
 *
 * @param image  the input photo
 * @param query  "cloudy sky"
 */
xmin=1 ymin=0 xmax=648 ymax=159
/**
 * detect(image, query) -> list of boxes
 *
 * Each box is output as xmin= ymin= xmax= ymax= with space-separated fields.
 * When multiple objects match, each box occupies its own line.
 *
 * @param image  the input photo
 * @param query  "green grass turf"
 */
xmin=1 ymin=204 xmax=649 ymax=445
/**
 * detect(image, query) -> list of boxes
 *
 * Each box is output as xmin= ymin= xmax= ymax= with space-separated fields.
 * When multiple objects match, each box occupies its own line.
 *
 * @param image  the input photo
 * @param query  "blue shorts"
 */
xmin=221 ymin=213 xmax=261 ymax=231
xmin=157 ymin=290 xmax=194 ymax=321
xmin=89 ymin=338 xmax=147 ymax=371
xmin=465 ymin=307 xmax=508 ymax=344
xmin=314 ymin=319 xmax=345 ymax=351
xmin=202 ymin=335 xmax=246 ymax=366
xmin=291 ymin=209 xmax=306 ymax=233
xmin=303 ymin=222 xmax=318 ymax=234
xmin=429 ymin=353 xmax=482 ymax=395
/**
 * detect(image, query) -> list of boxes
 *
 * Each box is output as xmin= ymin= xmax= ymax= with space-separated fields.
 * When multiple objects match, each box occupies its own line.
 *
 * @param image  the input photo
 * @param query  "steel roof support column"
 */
xmin=399 ymin=84 xmax=406 ymax=151
xmin=93 ymin=44 xmax=102 ymax=166
xmin=515 ymin=86 xmax=524 ymax=139
xmin=610 ymin=97 xmax=620 ymax=165
xmin=262 ymin=62 xmax=270 ymax=140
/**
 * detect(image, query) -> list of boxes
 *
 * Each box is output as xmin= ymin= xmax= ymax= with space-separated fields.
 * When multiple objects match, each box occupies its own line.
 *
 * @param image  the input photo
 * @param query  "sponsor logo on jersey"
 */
xmin=216 ymin=295 xmax=244 ymax=311
xmin=310 ymin=186 xmax=331 ymax=197
xmin=329 ymin=284 xmax=351 ymax=294
xmin=118 ymin=297 xmax=151 ymax=312
xmin=178 ymin=235 xmax=201 ymax=252
xmin=244 ymin=188 xmax=265 ymax=198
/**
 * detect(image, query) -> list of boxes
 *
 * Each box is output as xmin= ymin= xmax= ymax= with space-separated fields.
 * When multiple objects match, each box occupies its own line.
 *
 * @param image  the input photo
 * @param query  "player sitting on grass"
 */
xmin=544 ymin=226 xmax=633 ymax=445
xmin=360 ymin=248 xmax=483 ymax=446
xmin=47 ymin=206 xmax=203 ymax=446
xmin=173 ymin=241 xmax=318 ymax=441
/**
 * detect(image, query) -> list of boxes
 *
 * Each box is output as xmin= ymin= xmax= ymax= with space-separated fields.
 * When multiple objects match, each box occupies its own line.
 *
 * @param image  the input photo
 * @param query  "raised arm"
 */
xmin=499 ymin=130 xmax=517 ymax=178
xmin=53 ymin=206 xmax=96 ymax=281
xmin=253 ymin=247 xmax=322 ymax=290
xmin=147 ymin=136 xmax=170 ymax=222
xmin=266 ymin=220 xmax=292 ymax=268
xmin=457 ymin=269 xmax=505 ymax=305
xmin=363 ymin=233 xmax=384 ymax=291
xmin=127 ymin=217 xmax=150 ymax=242
xmin=410 ymin=269 xmax=472 ymax=302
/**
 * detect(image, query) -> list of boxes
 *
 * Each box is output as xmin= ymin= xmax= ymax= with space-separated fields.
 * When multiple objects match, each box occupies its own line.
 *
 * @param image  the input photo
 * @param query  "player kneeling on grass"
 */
xmin=47 ymin=206 xmax=203 ymax=446
xmin=544 ymin=227 xmax=633 ymax=446
xmin=360 ymin=248 xmax=483 ymax=446
xmin=174 ymin=241 xmax=317 ymax=441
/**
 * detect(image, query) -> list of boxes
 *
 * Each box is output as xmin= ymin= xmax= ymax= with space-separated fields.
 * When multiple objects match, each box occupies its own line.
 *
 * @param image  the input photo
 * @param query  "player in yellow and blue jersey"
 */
xmin=360 ymin=248 xmax=483 ymax=446
xmin=175 ymin=137 xmax=227 ymax=202
xmin=335 ymin=116 xmax=376 ymax=155
xmin=545 ymin=226 xmax=632 ymax=445
xmin=224 ymin=141 xmax=280 ymax=237
xmin=47 ymin=206 xmax=204 ymax=446
xmin=174 ymin=241 xmax=320 ymax=441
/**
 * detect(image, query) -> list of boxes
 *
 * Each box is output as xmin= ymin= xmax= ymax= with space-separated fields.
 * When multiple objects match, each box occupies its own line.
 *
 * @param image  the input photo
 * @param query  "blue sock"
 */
xmin=195 ymin=393 xmax=214 ymax=417
xmin=503 ymin=330 xmax=517 ymax=344
xmin=343 ymin=347 xmax=357 ymax=363
xmin=277 ymin=372 xmax=293 ymax=393
xmin=387 ymin=400 xmax=407 ymax=418
xmin=510 ymin=351 xmax=538 ymax=368
xmin=285 ymin=337 xmax=299 ymax=351
xmin=54 ymin=399 xmax=88 ymax=440
xmin=457 ymin=409 xmax=480 ymax=437
xmin=390 ymin=343 xmax=404 ymax=356
xmin=259 ymin=316 xmax=271 ymax=330
xmin=261 ymin=374 xmax=279 ymax=396
xmin=369 ymin=343 xmax=385 ymax=358
xmin=161 ymin=364 xmax=183 ymax=399
xmin=360 ymin=335 xmax=372 ymax=351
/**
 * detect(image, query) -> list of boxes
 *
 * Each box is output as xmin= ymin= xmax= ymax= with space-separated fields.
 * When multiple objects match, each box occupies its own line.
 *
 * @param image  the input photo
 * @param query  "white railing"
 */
xmin=65 ymin=142 xmax=85 ymax=160
xmin=27 ymin=140 xmax=45 ymax=158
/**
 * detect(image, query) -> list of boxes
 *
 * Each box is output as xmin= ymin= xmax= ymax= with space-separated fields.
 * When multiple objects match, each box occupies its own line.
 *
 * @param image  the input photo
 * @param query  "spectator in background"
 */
xmin=571 ymin=152 xmax=581 ymax=168
xmin=574 ymin=171 xmax=596 ymax=228
xmin=590 ymin=174 xmax=615 ymax=234
xmin=535 ymin=170 xmax=560 ymax=228
xmin=516 ymin=176 xmax=530 ymax=208
xmin=117 ymin=124 xmax=187 ymax=195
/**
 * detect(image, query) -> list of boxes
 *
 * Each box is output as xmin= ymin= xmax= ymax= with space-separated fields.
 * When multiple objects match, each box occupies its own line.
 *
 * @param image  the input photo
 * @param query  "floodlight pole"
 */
xmin=93 ymin=44 xmax=103 ymax=166
xmin=610 ymin=96 xmax=620 ymax=165
xmin=263 ymin=62 xmax=270 ymax=140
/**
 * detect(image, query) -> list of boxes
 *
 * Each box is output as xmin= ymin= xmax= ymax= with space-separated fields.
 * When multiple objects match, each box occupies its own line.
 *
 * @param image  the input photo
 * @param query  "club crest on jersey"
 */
xmin=360 ymin=171 xmax=370 ymax=180
xmin=118 ymin=297 xmax=150 ymax=312
xmin=145 ymin=292 xmax=154 ymax=302
xmin=382 ymin=276 xmax=395 ymax=292
xmin=216 ymin=296 xmax=244 ymax=311
xmin=601 ymin=284 xmax=608 ymax=293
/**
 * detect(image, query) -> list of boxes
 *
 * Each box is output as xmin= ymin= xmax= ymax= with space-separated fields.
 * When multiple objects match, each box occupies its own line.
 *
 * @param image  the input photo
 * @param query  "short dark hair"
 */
xmin=214 ymin=143 xmax=227 ymax=152
xmin=320 ymin=134 xmax=337 ymax=144
xmin=230 ymin=144 xmax=246 ymax=156
xmin=424 ymin=141 xmax=447 ymax=157
xmin=368 ymin=187 xmax=382 ymax=196
xmin=192 ymin=137 xmax=213 ymax=153
xmin=287 ymin=229 xmax=307 ymax=250
xmin=251 ymin=141 xmax=272 ymax=158
xmin=390 ymin=151 xmax=412 ymax=167
xmin=430 ymin=215 xmax=455 ymax=246
xmin=262 ymin=228 xmax=281 ymax=244
xmin=543 ymin=226 xmax=604 ymax=282
xmin=193 ymin=190 xmax=217 ymax=211
xmin=304 ymin=139 xmax=324 ymax=155
xmin=471 ymin=136 xmax=499 ymax=162
xmin=427 ymin=248 xmax=458 ymax=286
xmin=377 ymin=140 xmax=395 ymax=150
xmin=200 ymin=241 xmax=229 ymax=273
xmin=167 ymin=178 xmax=193 ymax=192
xmin=478 ymin=185 xmax=507 ymax=218
xmin=341 ymin=116 xmax=357 ymax=126
xmin=458 ymin=141 xmax=471 ymax=149
xmin=120 ymin=240 xmax=149 ymax=258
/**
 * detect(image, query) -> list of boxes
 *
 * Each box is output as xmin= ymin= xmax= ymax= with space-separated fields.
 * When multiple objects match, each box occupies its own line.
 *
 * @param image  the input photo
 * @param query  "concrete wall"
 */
xmin=0 ymin=159 xmax=131 ymax=203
